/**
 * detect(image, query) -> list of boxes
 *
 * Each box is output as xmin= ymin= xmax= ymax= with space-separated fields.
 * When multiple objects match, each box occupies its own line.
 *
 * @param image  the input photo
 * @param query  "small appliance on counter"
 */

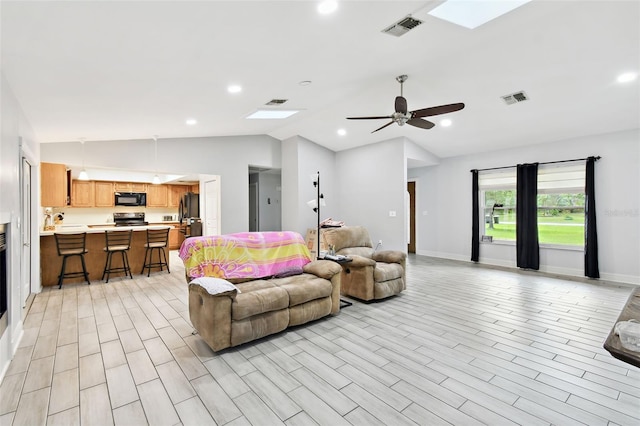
xmin=113 ymin=212 xmax=148 ymax=227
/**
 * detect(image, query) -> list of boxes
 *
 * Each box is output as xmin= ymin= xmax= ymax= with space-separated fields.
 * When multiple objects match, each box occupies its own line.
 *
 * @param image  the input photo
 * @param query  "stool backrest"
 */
xmin=146 ymin=228 xmax=170 ymax=246
xmin=105 ymin=229 xmax=133 ymax=250
xmin=54 ymin=232 xmax=87 ymax=255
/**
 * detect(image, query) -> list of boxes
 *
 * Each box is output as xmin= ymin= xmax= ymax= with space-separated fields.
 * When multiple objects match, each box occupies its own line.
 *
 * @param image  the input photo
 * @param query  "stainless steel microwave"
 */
xmin=114 ymin=192 xmax=146 ymax=206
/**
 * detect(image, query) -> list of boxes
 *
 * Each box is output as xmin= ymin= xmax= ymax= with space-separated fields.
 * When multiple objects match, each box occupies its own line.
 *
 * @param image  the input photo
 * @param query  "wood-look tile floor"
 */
xmin=1 ymin=253 xmax=639 ymax=426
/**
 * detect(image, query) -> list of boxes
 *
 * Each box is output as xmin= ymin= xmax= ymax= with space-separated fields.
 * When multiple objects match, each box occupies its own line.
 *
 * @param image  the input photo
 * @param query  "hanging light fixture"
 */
xmin=152 ymin=135 xmax=161 ymax=184
xmin=78 ymin=138 xmax=89 ymax=180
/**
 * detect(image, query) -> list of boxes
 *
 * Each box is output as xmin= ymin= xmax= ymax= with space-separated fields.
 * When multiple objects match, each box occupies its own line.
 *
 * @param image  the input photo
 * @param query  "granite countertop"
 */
xmin=40 ymin=224 xmax=172 ymax=236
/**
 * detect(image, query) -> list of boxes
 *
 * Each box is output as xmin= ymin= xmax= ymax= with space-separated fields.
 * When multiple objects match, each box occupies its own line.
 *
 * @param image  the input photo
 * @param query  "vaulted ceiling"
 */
xmin=2 ymin=1 xmax=638 ymax=158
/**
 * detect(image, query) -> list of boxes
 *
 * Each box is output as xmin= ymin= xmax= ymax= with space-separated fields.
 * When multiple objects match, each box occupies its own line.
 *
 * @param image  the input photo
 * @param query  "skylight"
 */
xmin=428 ymin=0 xmax=532 ymax=29
xmin=246 ymin=110 xmax=299 ymax=119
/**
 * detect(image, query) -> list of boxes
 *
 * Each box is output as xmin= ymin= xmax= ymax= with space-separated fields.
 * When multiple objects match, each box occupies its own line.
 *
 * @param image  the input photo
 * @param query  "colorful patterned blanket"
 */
xmin=179 ymin=231 xmax=312 ymax=280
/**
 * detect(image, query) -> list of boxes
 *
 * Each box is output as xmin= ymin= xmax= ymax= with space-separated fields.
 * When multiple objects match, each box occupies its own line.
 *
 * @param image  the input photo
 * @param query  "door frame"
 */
xmin=407 ymin=179 xmax=417 ymax=253
xmin=19 ymin=137 xmax=40 ymax=307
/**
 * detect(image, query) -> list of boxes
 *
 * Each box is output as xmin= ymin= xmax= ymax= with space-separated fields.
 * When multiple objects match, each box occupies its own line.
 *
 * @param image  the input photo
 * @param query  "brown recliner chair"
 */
xmin=322 ymin=226 xmax=406 ymax=301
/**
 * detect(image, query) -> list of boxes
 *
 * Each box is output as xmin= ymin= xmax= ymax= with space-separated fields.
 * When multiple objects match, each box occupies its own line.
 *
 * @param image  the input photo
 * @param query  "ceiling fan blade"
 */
xmin=411 ymin=102 xmax=465 ymax=118
xmin=346 ymin=115 xmax=391 ymax=120
xmin=371 ymin=121 xmax=395 ymax=133
xmin=395 ymin=96 xmax=408 ymax=115
xmin=407 ymin=118 xmax=435 ymax=129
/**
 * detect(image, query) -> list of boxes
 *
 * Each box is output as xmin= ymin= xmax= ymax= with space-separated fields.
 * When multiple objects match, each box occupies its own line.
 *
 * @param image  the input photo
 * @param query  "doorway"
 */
xmin=249 ymin=182 xmax=258 ymax=232
xmin=248 ymin=167 xmax=281 ymax=232
xmin=407 ymin=181 xmax=416 ymax=253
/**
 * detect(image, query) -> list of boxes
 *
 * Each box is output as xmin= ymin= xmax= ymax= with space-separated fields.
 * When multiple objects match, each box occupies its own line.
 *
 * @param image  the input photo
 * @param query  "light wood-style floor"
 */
xmin=1 ymin=252 xmax=638 ymax=426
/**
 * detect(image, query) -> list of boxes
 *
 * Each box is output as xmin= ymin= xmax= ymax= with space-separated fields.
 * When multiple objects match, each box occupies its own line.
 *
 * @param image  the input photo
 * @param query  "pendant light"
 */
xmin=152 ymin=135 xmax=160 ymax=184
xmin=78 ymin=138 xmax=89 ymax=180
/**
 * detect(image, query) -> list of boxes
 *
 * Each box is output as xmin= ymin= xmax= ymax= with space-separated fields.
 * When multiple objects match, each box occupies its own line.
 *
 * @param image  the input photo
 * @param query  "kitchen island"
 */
xmin=40 ymin=225 xmax=172 ymax=286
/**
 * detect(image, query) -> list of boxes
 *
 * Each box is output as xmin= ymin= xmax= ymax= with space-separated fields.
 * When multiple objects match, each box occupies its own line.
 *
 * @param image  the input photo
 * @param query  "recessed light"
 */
xmin=617 ymin=72 xmax=638 ymax=83
xmin=185 ymin=118 xmax=197 ymax=126
xmin=440 ymin=119 xmax=452 ymax=127
xmin=299 ymin=80 xmax=312 ymax=86
xmin=227 ymin=85 xmax=242 ymax=94
xmin=337 ymin=129 xmax=346 ymax=136
xmin=318 ymin=1 xmax=338 ymax=15
xmin=246 ymin=110 xmax=299 ymax=119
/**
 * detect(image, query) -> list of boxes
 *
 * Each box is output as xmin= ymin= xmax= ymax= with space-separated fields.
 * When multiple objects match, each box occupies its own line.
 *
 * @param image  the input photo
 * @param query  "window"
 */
xmin=478 ymin=163 xmax=585 ymax=246
xmin=484 ymin=189 xmax=517 ymax=241
xmin=537 ymin=164 xmax=585 ymax=246
xmin=479 ymin=170 xmax=516 ymax=241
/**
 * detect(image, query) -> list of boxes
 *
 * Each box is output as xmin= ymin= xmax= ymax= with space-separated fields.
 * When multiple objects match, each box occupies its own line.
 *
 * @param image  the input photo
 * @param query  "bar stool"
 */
xmin=102 ymin=229 xmax=133 ymax=283
xmin=54 ymin=232 xmax=91 ymax=289
xmin=141 ymin=228 xmax=170 ymax=276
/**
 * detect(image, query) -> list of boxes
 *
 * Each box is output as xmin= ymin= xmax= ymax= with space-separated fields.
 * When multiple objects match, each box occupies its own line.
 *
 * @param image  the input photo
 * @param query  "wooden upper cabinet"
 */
xmin=41 ymin=162 xmax=68 ymax=207
xmin=147 ymin=184 xmax=168 ymax=207
xmin=169 ymin=185 xmax=188 ymax=208
xmin=71 ymin=180 xmax=95 ymax=207
xmin=131 ymin=182 xmax=147 ymax=192
xmin=114 ymin=181 xmax=147 ymax=192
xmin=190 ymin=184 xmax=200 ymax=194
xmin=94 ymin=181 xmax=114 ymax=207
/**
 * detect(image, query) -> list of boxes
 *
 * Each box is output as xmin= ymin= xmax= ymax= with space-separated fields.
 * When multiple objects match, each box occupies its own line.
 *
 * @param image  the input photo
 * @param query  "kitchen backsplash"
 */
xmin=45 ymin=206 xmax=178 ymax=225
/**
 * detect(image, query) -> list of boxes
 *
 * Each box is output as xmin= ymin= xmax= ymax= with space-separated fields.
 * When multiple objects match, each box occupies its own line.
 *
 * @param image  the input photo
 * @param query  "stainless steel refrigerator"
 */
xmin=178 ymin=192 xmax=202 ymax=236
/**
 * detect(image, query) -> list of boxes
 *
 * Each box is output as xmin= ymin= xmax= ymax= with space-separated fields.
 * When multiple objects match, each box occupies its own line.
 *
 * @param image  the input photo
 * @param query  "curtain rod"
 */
xmin=470 ymin=156 xmax=600 ymax=173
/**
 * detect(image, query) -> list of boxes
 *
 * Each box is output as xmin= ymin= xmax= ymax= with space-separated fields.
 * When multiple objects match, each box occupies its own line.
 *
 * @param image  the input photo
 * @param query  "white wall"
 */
xmin=0 ymin=71 xmax=40 ymax=380
xmin=40 ymin=135 xmax=282 ymax=234
xmin=411 ymin=129 xmax=640 ymax=284
xmin=281 ymin=136 xmax=336 ymax=236
xmin=335 ymin=138 xmax=407 ymax=250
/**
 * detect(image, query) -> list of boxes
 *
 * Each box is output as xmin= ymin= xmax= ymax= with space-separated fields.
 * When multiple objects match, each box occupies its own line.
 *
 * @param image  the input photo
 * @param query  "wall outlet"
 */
xmin=389 ymin=210 xmax=396 ymax=217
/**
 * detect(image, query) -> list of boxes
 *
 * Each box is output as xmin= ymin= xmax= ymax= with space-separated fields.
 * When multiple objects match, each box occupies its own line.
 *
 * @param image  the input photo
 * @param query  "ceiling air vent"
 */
xmin=382 ymin=16 xmax=423 ymax=37
xmin=502 ymin=91 xmax=529 ymax=105
xmin=265 ymin=99 xmax=288 ymax=105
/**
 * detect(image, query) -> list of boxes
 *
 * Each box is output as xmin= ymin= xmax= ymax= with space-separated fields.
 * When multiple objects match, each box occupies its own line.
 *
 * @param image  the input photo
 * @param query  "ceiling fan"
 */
xmin=347 ymin=75 xmax=465 ymax=133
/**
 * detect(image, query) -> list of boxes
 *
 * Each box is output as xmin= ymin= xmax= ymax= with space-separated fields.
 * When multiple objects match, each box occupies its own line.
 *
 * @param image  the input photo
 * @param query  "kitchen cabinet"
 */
xmin=94 ymin=181 xmax=114 ymax=207
xmin=168 ymin=225 xmax=185 ymax=250
xmin=169 ymin=185 xmax=189 ymax=208
xmin=190 ymin=184 xmax=200 ymax=194
xmin=71 ymin=180 xmax=95 ymax=207
xmin=41 ymin=162 xmax=68 ymax=207
xmin=114 ymin=182 xmax=147 ymax=192
xmin=147 ymin=184 xmax=168 ymax=207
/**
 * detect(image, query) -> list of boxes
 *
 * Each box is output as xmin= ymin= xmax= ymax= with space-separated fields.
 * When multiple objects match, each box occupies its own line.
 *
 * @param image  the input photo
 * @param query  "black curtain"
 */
xmin=471 ymin=170 xmax=479 ymax=262
xmin=585 ymin=157 xmax=600 ymax=278
xmin=516 ymin=163 xmax=539 ymax=270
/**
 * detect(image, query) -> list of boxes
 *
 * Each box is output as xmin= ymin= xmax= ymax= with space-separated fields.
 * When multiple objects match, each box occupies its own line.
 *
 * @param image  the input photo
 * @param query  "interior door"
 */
xmin=249 ymin=182 xmax=258 ymax=232
xmin=407 ymin=181 xmax=416 ymax=253
xmin=21 ymin=156 xmax=32 ymax=307
xmin=204 ymin=178 xmax=220 ymax=236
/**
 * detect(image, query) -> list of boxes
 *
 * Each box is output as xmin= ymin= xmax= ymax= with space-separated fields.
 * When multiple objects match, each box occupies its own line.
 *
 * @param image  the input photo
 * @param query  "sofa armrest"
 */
xmin=302 ymin=260 xmax=343 ymax=315
xmin=303 ymin=259 xmax=342 ymax=279
xmin=344 ymin=254 xmax=377 ymax=267
xmin=372 ymin=250 xmax=406 ymax=264
xmin=188 ymin=284 xmax=233 ymax=351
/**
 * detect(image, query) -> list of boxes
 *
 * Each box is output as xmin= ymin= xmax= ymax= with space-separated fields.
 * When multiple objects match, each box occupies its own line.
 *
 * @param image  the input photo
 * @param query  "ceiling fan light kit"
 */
xmin=346 ymin=75 xmax=465 ymax=133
